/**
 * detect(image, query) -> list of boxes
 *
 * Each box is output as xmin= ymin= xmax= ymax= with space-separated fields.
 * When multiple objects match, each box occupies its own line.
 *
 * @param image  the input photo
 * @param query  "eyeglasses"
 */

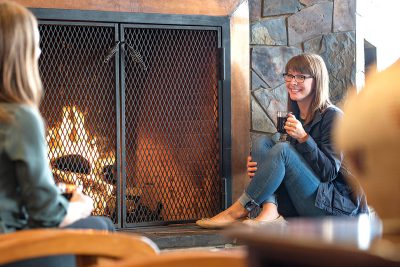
xmin=283 ymin=73 xmax=314 ymax=83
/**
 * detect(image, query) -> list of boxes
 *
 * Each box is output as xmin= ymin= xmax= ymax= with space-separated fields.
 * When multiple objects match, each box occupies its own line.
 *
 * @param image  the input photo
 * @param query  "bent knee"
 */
xmin=253 ymin=135 xmax=274 ymax=151
xmin=273 ymin=141 xmax=291 ymax=152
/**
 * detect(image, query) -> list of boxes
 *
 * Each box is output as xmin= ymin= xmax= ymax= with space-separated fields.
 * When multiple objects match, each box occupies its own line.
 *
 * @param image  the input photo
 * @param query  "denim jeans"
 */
xmin=238 ymin=135 xmax=330 ymax=218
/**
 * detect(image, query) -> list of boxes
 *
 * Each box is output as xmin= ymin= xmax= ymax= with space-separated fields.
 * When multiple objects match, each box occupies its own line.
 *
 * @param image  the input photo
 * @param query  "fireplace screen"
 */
xmin=38 ymin=21 xmax=222 ymax=227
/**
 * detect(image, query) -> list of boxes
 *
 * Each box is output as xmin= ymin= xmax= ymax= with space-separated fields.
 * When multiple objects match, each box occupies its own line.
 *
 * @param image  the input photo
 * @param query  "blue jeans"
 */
xmin=239 ymin=135 xmax=330 ymax=218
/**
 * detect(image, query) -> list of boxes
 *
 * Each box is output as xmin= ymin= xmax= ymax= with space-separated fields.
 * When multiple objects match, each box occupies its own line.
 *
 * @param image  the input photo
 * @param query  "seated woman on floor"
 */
xmin=197 ymin=53 xmax=368 ymax=229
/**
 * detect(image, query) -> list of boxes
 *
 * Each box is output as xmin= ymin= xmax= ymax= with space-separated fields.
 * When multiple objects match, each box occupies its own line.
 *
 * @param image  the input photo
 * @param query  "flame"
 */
xmin=47 ymin=106 xmax=100 ymax=166
xmin=46 ymin=106 xmax=115 ymax=215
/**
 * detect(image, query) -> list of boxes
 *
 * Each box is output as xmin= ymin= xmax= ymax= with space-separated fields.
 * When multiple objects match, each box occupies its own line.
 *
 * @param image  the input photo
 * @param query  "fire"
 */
xmin=47 ymin=106 xmax=99 ymax=166
xmin=46 ymin=106 xmax=115 ymax=215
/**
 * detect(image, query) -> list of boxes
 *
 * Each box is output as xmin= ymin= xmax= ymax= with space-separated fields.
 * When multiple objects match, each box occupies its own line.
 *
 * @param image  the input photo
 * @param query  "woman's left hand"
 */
xmin=284 ymin=114 xmax=309 ymax=143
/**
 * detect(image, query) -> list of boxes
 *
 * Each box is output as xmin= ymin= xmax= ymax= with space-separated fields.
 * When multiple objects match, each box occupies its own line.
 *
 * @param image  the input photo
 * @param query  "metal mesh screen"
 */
xmin=123 ymin=27 xmax=221 ymax=225
xmin=37 ymin=22 xmax=222 ymax=227
xmin=38 ymin=24 xmax=118 ymax=223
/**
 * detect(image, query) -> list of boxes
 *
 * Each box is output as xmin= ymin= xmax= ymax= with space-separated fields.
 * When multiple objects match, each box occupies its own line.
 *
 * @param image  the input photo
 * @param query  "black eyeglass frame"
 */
xmin=282 ymin=73 xmax=314 ymax=83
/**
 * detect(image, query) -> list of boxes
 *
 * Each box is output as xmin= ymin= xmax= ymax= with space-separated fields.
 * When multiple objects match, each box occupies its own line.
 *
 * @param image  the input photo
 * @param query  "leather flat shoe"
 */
xmin=242 ymin=215 xmax=287 ymax=226
xmin=196 ymin=217 xmax=246 ymax=229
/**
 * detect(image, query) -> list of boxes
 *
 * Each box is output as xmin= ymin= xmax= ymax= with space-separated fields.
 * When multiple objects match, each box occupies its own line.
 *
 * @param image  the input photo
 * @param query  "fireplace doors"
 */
xmin=35 ymin=10 xmax=230 ymax=228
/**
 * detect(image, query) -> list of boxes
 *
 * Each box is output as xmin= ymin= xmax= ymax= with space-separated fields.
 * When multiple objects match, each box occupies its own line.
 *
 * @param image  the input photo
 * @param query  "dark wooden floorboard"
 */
xmin=118 ymin=223 xmax=236 ymax=249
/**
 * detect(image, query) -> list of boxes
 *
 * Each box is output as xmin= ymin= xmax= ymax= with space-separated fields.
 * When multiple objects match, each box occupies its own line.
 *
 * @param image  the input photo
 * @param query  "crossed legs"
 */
xmin=197 ymin=135 xmax=329 ymax=227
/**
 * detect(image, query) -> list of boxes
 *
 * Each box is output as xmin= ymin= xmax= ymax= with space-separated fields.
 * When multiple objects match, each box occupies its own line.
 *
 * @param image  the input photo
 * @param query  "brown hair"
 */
xmin=0 ymin=1 xmax=42 ymax=121
xmin=285 ymin=53 xmax=332 ymax=124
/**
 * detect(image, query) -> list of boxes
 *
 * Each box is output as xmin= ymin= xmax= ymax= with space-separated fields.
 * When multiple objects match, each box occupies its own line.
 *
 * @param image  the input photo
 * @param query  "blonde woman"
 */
xmin=0 ymin=0 xmax=113 ymax=235
xmin=197 ymin=53 xmax=368 ymax=229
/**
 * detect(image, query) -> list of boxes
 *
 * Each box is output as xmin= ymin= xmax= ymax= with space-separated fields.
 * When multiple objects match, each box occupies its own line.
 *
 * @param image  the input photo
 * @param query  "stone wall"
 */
xmin=249 ymin=0 xmax=356 ymax=135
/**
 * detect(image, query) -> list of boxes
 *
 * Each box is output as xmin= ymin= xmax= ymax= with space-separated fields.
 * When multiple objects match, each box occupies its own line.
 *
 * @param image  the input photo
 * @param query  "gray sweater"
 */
xmin=0 ymin=104 xmax=68 ymax=233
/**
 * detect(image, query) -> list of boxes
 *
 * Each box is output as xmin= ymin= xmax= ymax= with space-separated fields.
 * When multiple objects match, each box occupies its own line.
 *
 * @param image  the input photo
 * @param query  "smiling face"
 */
xmin=285 ymin=69 xmax=315 ymax=105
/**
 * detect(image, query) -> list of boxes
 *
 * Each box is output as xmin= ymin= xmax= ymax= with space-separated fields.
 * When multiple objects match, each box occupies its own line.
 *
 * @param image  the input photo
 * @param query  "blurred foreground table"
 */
xmin=226 ymin=215 xmax=400 ymax=267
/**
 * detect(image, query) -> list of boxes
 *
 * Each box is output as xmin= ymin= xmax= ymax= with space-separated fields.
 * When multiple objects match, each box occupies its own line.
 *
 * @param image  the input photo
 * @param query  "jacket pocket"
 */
xmin=332 ymin=185 xmax=358 ymax=216
xmin=315 ymin=182 xmax=358 ymax=216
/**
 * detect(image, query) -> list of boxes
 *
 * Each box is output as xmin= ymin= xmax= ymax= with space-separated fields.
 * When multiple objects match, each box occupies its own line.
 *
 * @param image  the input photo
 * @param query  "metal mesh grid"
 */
xmin=38 ymin=24 xmax=118 ymax=223
xmin=123 ymin=27 xmax=221 ymax=224
xmin=37 ymin=22 xmax=222 ymax=227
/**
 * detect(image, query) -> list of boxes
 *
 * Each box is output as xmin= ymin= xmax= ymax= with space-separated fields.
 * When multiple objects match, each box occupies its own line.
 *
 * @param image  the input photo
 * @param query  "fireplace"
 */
xmin=33 ymin=8 xmax=236 ymax=228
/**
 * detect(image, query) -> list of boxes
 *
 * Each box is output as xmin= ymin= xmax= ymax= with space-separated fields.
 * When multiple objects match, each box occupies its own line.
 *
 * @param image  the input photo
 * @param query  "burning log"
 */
xmin=51 ymin=154 xmax=91 ymax=174
xmin=102 ymin=163 xmax=117 ymax=185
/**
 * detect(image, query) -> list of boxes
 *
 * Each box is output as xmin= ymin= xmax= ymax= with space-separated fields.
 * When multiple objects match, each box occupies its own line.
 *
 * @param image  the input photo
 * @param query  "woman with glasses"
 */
xmin=196 ymin=53 xmax=368 ymax=228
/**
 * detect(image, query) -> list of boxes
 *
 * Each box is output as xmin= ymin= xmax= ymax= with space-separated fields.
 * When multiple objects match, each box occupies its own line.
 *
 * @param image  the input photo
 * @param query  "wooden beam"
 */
xmin=230 ymin=0 xmax=250 ymax=201
xmin=14 ymin=0 xmax=243 ymax=16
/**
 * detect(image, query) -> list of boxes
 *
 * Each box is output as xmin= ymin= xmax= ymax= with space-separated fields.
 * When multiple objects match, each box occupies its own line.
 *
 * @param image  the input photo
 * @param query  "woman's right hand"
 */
xmin=69 ymin=191 xmax=94 ymax=217
xmin=247 ymin=155 xmax=257 ymax=178
xmin=59 ymin=191 xmax=94 ymax=228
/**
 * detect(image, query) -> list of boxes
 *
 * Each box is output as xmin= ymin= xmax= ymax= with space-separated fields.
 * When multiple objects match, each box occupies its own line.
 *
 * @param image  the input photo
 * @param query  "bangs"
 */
xmin=285 ymin=55 xmax=312 ymax=75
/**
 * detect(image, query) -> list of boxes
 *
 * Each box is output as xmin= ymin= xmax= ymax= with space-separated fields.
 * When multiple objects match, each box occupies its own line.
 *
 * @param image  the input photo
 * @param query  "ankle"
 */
xmin=227 ymin=209 xmax=247 ymax=219
xmin=224 ymin=201 xmax=248 ymax=219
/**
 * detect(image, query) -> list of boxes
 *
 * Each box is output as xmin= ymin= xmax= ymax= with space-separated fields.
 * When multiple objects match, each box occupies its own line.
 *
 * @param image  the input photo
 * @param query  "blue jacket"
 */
xmin=290 ymin=106 xmax=368 ymax=216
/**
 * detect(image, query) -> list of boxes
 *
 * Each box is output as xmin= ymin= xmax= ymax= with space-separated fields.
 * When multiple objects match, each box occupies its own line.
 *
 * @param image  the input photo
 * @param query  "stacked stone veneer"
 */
xmin=249 ymin=0 xmax=356 ymax=134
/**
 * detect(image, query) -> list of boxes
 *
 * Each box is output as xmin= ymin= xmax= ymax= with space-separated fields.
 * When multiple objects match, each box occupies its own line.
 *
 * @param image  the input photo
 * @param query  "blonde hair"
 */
xmin=0 ymin=1 xmax=42 ymax=121
xmin=285 ymin=53 xmax=332 ymax=124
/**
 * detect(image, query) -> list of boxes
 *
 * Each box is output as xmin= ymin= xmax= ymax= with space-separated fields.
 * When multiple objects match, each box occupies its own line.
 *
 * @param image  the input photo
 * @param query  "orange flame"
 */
xmin=46 ymin=106 xmax=115 ymax=215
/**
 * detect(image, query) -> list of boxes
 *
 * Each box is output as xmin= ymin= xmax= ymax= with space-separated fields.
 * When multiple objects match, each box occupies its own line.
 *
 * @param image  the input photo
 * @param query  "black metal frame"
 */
xmin=31 ymin=8 xmax=232 ymax=228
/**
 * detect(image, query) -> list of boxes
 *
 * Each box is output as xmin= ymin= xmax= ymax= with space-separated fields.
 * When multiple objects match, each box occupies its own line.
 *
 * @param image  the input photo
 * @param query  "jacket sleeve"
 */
xmin=295 ymin=108 xmax=343 ymax=182
xmin=5 ymin=106 xmax=69 ymax=228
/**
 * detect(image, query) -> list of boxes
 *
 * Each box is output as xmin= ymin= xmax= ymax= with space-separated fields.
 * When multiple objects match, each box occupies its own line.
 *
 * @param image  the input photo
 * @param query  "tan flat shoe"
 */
xmin=196 ymin=217 xmax=246 ymax=229
xmin=242 ymin=215 xmax=287 ymax=226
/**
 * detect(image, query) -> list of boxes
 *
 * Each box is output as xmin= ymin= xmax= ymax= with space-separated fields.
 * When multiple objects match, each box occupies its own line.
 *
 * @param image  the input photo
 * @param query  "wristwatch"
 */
xmin=244 ymin=200 xmax=258 ymax=211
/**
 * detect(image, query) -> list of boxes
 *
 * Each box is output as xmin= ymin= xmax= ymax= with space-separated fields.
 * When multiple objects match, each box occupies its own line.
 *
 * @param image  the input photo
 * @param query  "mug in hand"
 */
xmin=277 ymin=111 xmax=289 ymax=134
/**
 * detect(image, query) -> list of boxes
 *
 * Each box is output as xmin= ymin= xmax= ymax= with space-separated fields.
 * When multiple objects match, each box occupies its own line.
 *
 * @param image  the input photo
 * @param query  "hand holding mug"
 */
xmin=69 ymin=190 xmax=94 ymax=218
xmin=284 ymin=113 xmax=308 ymax=143
xmin=57 ymin=183 xmax=93 ymax=217
xmin=57 ymin=184 xmax=94 ymax=227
